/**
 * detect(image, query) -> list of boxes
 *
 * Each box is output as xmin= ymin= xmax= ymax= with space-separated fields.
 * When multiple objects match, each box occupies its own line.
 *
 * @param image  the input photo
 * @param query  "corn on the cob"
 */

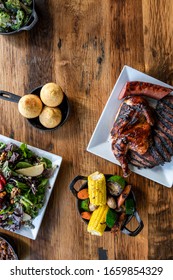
xmin=87 ymin=205 xmax=109 ymax=236
xmin=88 ymin=171 xmax=106 ymax=206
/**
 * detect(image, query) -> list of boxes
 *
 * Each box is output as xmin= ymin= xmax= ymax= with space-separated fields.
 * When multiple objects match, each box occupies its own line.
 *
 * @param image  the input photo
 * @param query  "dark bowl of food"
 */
xmin=0 ymin=83 xmax=70 ymax=131
xmin=27 ymin=85 xmax=70 ymax=131
xmin=0 ymin=234 xmax=18 ymax=260
xmin=0 ymin=0 xmax=38 ymax=35
xmin=69 ymin=172 xmax=144 ymax=237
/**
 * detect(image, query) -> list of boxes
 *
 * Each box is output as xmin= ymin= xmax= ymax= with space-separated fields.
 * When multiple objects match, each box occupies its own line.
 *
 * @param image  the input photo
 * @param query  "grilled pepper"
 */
xmin=80 ymin=198 xmax=90 ymax=211
xmin=106 ymin=208 xmax=118 ymax=228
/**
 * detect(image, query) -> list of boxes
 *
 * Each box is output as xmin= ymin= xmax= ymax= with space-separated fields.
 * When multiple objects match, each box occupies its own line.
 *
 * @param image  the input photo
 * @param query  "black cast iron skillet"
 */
xmin=0 ymin=86 xmax=70 ymax=131
xmin=69 ymin=175 xmax=144 ymax=237
xmin=0 ymin=0 xmax=38 ymax=35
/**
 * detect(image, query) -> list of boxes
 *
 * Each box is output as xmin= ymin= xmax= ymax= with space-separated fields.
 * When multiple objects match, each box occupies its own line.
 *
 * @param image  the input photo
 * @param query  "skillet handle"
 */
xmin=69 ymin=175 xmax=87 ymax=198
xmin=121 ymin=211 xmax=144 ymax=236
xmin=0 ymin=91 xmax=21 ymax=103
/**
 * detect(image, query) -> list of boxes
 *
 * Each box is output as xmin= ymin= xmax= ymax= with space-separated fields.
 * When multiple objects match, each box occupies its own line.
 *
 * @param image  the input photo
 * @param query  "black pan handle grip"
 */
xmin=0 ymin=91 xmax=21 ymax=103
xmin=69 ymin=175 xmax=87 ymax=198
xmin=121 ymin=211 xmax=144 ymax=236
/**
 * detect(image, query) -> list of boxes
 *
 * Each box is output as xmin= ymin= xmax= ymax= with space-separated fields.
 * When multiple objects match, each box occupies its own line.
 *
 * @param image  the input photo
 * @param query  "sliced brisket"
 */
xmin=156 ymin=101 xmax=173 ymax=116
xmin=160 ymin=95 xmax=173 ymax=109
xmin=155 ymin=113 xmax=173 ymax=141
xmin=129 ymin=151 xmax=155 ymax=168
xmin=128 ymin=157 xmax=146 ymax=168
xmin=154 ymin=128 xmax=173 ymax=155
xmin=148 ymin=146 xmax=165 ymax=166
xmin=156 ymin=108 xmax=173 ymax=124
xmin=153 ymin=134 xmax=172 ymax=162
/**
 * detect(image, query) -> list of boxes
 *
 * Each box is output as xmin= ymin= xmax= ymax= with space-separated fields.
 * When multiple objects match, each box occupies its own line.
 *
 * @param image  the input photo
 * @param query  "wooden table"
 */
xmin=0 ymin=0 xmax=173 ymax=260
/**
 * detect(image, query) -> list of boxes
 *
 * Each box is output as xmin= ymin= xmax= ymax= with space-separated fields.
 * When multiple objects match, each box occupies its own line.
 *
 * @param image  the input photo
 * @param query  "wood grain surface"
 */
xmin=0 ymin=0 xmax=173 ymax=260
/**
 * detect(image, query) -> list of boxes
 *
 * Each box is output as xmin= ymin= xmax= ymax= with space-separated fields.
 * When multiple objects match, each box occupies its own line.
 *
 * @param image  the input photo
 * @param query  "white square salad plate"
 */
xmin=0 ymin=134 xmax=62 ymax=239
xmin=87 ymin=65 xmax=173 ymax=188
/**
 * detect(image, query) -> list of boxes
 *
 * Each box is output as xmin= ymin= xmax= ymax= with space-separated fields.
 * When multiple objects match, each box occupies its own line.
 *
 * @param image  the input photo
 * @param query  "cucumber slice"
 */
xmin=106 ymin=208 xmax=118 ymax=228
xmin=107 ymin=175 xmax=126 ymax=196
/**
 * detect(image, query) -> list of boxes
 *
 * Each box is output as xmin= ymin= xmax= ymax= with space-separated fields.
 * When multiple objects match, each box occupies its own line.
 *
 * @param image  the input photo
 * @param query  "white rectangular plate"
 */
xmin=0 ymin=134 xmax=62 ymax=239
xmin=87 ymin=65 xmax=173 ymax=188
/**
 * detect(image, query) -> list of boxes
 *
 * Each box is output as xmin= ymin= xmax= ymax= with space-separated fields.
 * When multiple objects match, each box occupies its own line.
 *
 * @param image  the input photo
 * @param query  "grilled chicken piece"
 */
xmin=111 ymin=96 xmax=154 ymax=137
xmin=111 ymin=96 xmax=154 ymax=177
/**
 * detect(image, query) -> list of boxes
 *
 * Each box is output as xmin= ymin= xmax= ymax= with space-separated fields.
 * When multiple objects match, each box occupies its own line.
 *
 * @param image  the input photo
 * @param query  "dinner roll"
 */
xmin=39 ymin=106 xmax=62 ymax=128
xmin=40 ymin=82 xmax=64 ymax=107
xmin=18 ymin=94 xmax=43 ymax=118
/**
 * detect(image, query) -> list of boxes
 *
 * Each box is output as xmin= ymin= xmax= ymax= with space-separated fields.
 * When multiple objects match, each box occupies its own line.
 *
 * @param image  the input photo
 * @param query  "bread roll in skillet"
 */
xmin=39 ymin=106 xmax=62 ymax=128
xmin=40 ymin=82 xmax=64 ymax=107
xmin=18 ymin=94 xmax=43 ymax=118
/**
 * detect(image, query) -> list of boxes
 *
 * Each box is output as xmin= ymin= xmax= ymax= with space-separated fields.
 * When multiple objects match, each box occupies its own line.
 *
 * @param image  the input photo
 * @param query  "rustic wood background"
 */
xmin=0 ymin=0 xmax=173 ymax=260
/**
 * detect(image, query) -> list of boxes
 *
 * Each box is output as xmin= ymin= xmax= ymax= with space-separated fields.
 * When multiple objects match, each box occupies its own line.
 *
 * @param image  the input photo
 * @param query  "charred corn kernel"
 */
xmin=88 ymin=171 xmax=106 ymax=206
xmin=87 ymin=205 xmax=109 ymax=236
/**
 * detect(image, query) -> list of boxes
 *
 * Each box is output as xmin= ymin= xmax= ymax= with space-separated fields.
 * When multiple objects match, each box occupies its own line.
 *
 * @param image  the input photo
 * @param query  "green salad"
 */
xmin=0 ymin=0 xmax=32 ymax=33
xmin=0 ymin=141 xmax=55 ymax=231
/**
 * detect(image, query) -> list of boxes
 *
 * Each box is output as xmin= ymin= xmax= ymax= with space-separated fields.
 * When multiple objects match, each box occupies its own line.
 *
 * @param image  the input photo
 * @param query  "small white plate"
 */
xmin=87 ymin=65 xmax=173 ymax=188
xmin=0 ymin=134 xmax=62 ymax=239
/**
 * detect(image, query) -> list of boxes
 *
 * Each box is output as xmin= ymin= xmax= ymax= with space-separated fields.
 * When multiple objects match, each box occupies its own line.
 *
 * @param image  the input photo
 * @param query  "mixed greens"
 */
xmin=0 ymin=0 xmax=32 ymax=32
xmin=0 ymin=141 xmax=55 ymax=231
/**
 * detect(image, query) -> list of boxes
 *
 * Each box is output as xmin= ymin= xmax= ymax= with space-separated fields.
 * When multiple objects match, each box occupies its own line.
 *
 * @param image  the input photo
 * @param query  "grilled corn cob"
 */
xmin=88 ymin=171 xmax=106 ymax=206
xmin=87 ymin=205 xmax=109 ymax=236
